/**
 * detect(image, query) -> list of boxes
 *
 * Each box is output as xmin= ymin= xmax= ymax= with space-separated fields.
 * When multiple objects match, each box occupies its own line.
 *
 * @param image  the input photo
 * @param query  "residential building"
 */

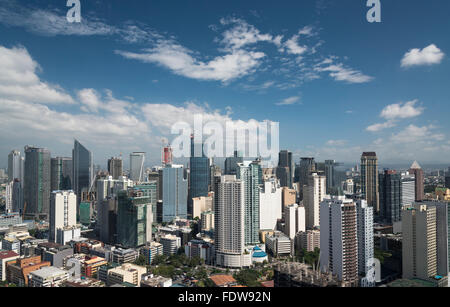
xmin=49 ymin=191 xmax=79 ymax=245
xmin=160 ymin=235 xmax=181 ymax=256
xmin=303 ymin=171 xmax=327 ymax=229
xmin=0 ymin=250 xmax=19 ymax=281
xmin=295 ymin=229 xmax=320 ymax=253
xmin=356 ymin=200 xmax=374 ymax=278
xmin=259 ymin=179 xmax=282 ymax=231
xmin=284 ymin=204 xmax=305 ymax=240
xmin=409 ymin=161 xmax=425 ymax=202
xmin=379 ymin=169 xmax=402 ymax=224
xmin=361 ymin=152 xmax=380 ymax=213
xmin=107 ymin=263 xmax=147 ymax=287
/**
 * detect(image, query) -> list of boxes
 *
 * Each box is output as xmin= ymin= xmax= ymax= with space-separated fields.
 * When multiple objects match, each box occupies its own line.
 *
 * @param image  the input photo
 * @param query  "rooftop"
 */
xmin=0 ymin=250 xmax=19 ymax=259
xmin=31 ymin=266 xmax=68 ymax=279
xmin=209 ymin=274 xmax=237 ymax=287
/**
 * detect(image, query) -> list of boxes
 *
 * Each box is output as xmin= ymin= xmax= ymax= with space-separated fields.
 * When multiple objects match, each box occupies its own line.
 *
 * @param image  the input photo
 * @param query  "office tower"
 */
xmin=324 ymin=160 xmax=338 ymax=194
xmin=259 ymin=179 xmax=282 ymax=230
xmin=107 ymin=157 xmax=123 ymax=179
xmin=148 ymin=169 xmax=163 ymax=201
xmin=160 ymin=235 xmax=182 ymax=256
xmin=379 ymin=169 xmax=402 ymax=224
xmin=224 ymin=150 xmax=243 ymax=175
xmin=276 ymin=150 xmax=293 ymax=188
xmin=117 ymin=187 xmax=153 ymax=248
xmin=134 ymin=182 xmax=158 ymax=223
xmin=284 ymin=204 xmax=306 ymax=240
xmin=24 ymin=146 xmax=51 ymax=220
xmin=215 ymin=176 xmax=251 ymax=268
xmin=402 ymin=203 xmax=437 ymax=280
xmin=7 ymin=150 xmax=23 ymax=183
xmin=356 ymin=200 xmax=374 ymax=277
xmin=129 ymin=152 xmax=145 ymax=182
xmin=237 ymin=159 xmax=262 ymax=245
xmin=49 ymin=191 xmax=78 ymax=244
xmin=320 ymin=197 xmax=358 ymax=286
xmin=299 ymin=157 xmax=316 ymax=200
xmin=97 ymin=198 xmax=117 ymax=245
xmin=361 ymin=152 xmax=380 ymax=213
xmin=12 ymin=179 xmax=23 ymax=214
xmin=162 ymin=165 xmax=188 ymax=222
xmin=401 ymin=172 xmax=416 ymax=208
xmin=50 ymin=157 xmax=73 ymax=191
xmin=162 ymin=146 xmax=173 ymax=166
xmin=433 ymin=202 xmax=450 ymax=280
xmin=189 ymin=135 xmax=210 ymax=213
xmin=409 ymin=161 xmax=424 ymax=202
xmin=304 ymin=171 xmax=327 ymax=229
xmin=73 ymin=140 xmax=93 ymax=209
xmin=96 ymin=176 xmax=133 ymax=201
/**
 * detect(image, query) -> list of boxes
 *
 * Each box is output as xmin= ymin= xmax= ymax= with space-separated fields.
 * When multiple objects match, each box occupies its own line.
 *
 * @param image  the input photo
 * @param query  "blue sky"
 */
xmin=0 ymin=0 xmax=449 ymax=168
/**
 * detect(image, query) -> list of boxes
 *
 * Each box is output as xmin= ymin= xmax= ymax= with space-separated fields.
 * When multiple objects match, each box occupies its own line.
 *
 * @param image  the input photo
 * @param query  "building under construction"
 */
xmin=274 ymin=262 xmax=344 ymax=287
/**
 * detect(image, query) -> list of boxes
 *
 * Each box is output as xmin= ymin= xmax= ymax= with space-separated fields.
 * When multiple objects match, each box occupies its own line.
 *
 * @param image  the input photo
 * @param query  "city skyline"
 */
xmin=0 ymin=0 xmax=449 ymax=166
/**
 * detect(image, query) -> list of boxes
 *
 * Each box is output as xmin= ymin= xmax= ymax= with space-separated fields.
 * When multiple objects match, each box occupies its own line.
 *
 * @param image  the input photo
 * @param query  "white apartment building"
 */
xmin=49 ymin=191 xmax=78 ymax=244
xmin=284 ymin=204 xmax=305 ymax=240
xmin=304 ymin=172 xmax=327 ymax=229
xmin=259 ymin=179 xmax=282 ymax=230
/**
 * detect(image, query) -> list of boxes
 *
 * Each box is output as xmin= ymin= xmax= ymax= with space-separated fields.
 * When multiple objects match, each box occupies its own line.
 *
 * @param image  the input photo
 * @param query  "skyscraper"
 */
xmin=303 ymin=171 xmax=327 ymax=229
xmin=299 ymin=157 xmax=316 ymax=200
xmin=162 ymin=165 xmax=188 ymax=222
xmin=361 ymin=152 xmax=380 ymax=213
xmin=320 ymin=197 xmax=358 ymax=286
xmin=259 ymin=179 xmax=282 ymax=231
xmin=276 ymin=150 xmax=294 ymax=188
xmin=189 ymin=135 xmax=210 ymax=208
xmin=215 ymin=175 xmax=251 ymax=268
xmin=224 ymin=151 xmax=243 ymax=175
xmin=356 ymin=200 xmax=374 ymax=278
xmin=107 ymin=157 xmax=123 ymax=180
xmin=409 ymin=161 xmax=424 ymax=202
xmin=7 ymin=150 xmax=23 ymax=183
xmin=24 ymin=146 xmax=51 ymax=220
xmin=51 ymin=157 xmax=73 ymax=191
xmin=284 ymin=204 xmax=306 ymax=240
xmin=49 ymin=191 xmax=77 ymax=244
xmin=129 ymin=152 xmax=145 ymax=182
xmin=117 ymin=187 xmax=153 ymax=248
xmin=401 ymin=172 xmax=416 ymax=208
xmin=324 ymin=160 xmax=338 ymax=195
xmin=379 ymin=169 xmax=402 ymax=224
xmin=73 ymin=140 xmax=93 ymax=208
xmin=402 ymin=203 xmax=437 ymax=280
xmin=237 ymin=159 xmax=262 ymax=245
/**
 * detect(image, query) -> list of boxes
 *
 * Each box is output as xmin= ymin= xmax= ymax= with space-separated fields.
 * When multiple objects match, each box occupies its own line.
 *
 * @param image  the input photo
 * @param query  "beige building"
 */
xmin=192 ymin=196 xmax=213 ymax=219
xmin=296 ymin=229 xmax=320 ymax=252
xmin=402 ymin=204 xmax=437 ymax=280
xmin=303 ymin=172 xmax=327 ymax=229
xmin=282 ymin=187 xmax=296 ymax=210
xmin=201 ymin=211 xmax=214 ymax=232
xmin=107 ymin=263 xmax=147 ymax=287
xmin=361 ymin=152 xmax=380 ymax=213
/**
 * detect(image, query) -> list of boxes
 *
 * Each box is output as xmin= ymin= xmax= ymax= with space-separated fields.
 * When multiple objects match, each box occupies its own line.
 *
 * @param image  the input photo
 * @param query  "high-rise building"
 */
xmin=237 ymin=159 xmax=262 ymax=245
xmin=215 ymin=176 xmax=251 ymax=268
xmin=379 ymin=169 xmax=402 ymax=224
xmin=361 ymin=152 xmax=380 ymax=213
xmin=192 ymin=195 xmax=213 ymax=219
xmin=189 ymin=135 xmax=210 ymax=213
xmin=49 ymin=191 xmax=78 ymax=245
xmin=7 ymin=150 xmax=23 ymax=183
xmin=409 ymin=161 xmax=424 ymax=202
xmin=402 ymin=203 xmax=437 ymax=280
xmin=148 ymin=169 xmax=163 ymax=201
xmin=224 ymin=151 xmax=243 ymax=175
xmin=73 ymin=140 xmax=93 ymax=210
xmin=320 ymin=197 xmax=358 ymax=286
xmin=162 ymin=165 xmax=188 ymax=222
xmin=129 ymin=152 xmax=145 ymax=182
xmin=303 ymin=171 xmax=327 ymax=229
xmin=296 ymin=229 xmax=320 ymax=253
xmin=259 ymin=179 xmax=282 ymax=231
xmin=284 ymin=204 xmax=306 ymax=240
xmin=356 ymin=200 xmax=374 ymax=278
xmin=5 ymin=181 xmax=13 ymax=213
xmin=135 ymin=182 xmax=158 ymax=224
xmin=97 ymin=197 xmax=117 ymax=245
xmin=51 ymin=157 xmax=73 ymax=191
xmin=96 ymin=176 xmax=134 ymax=202
xmin=276 ymin=150 xmax=294 ymax=188
xmin=401 ymin=172 xmax=416 ymax=208
xmin=402 ymin=201 xmax=449 ymax=284
xmin=24 ymin=146 xmax=51 ymax=220
xmin=12 ymin=179 xmax=23 ymax=214
xmin=107 ymin=157 xmax=123 ymax=180
xmin=299 ymin=157 xmax=316 ymax=200
xmin=117 ymin=187 xmax=153 ymax=248
xmin=324 ymin=160 xmax=339 ymax=195
xmin=162 ymin=146 xmax=173 ymax=167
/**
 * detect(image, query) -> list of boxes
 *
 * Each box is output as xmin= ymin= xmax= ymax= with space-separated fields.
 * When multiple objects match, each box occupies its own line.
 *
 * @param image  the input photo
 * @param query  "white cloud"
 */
xmin=326 ymin=139 xmax=347 ymax=146
xmin=284 ymin=35 xmax=308 ymax=55
xmin=366 ymin=120 xmax=396 ymax=132
xmin=315 ymin=63 xmax=373 ymax=83
xmin=390 ymin=124 xmax=445 ymax=143
xmin=0 ymin=45 xmax=74 ymax=104
xmin=380 ymin=100 xmax=424 ymax=120
xmin=116 ymin=41 xmax=265 ymax=83
xmin=275 ymin=96 xmax=301 ymax=106
xmin=401 ymin=44 xmax=445 ymax=67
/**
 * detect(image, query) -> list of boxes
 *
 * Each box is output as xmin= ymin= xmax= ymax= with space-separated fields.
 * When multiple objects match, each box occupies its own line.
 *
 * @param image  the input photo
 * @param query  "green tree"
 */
xmin=134 ymin=255 xmax=147 ymax=266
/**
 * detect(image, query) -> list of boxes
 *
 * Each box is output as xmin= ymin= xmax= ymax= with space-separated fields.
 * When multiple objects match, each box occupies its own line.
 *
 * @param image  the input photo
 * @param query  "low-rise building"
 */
xmin=6 ymin=255 xmax=51 ymax=286
xmin=111 ymin=248 xmax=138 ymax=264
xmin=107 ymin=263 xmax=147 ymax=287
xmin=266 ymin=231 xmax=292 ymax=257
xmin=0 ymin=250 xmax=19 ymax=281
xmin=29 ymin=266 xmax=69 ymax=287
xmin=140 ymin=274 xmax=172 ymax=287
